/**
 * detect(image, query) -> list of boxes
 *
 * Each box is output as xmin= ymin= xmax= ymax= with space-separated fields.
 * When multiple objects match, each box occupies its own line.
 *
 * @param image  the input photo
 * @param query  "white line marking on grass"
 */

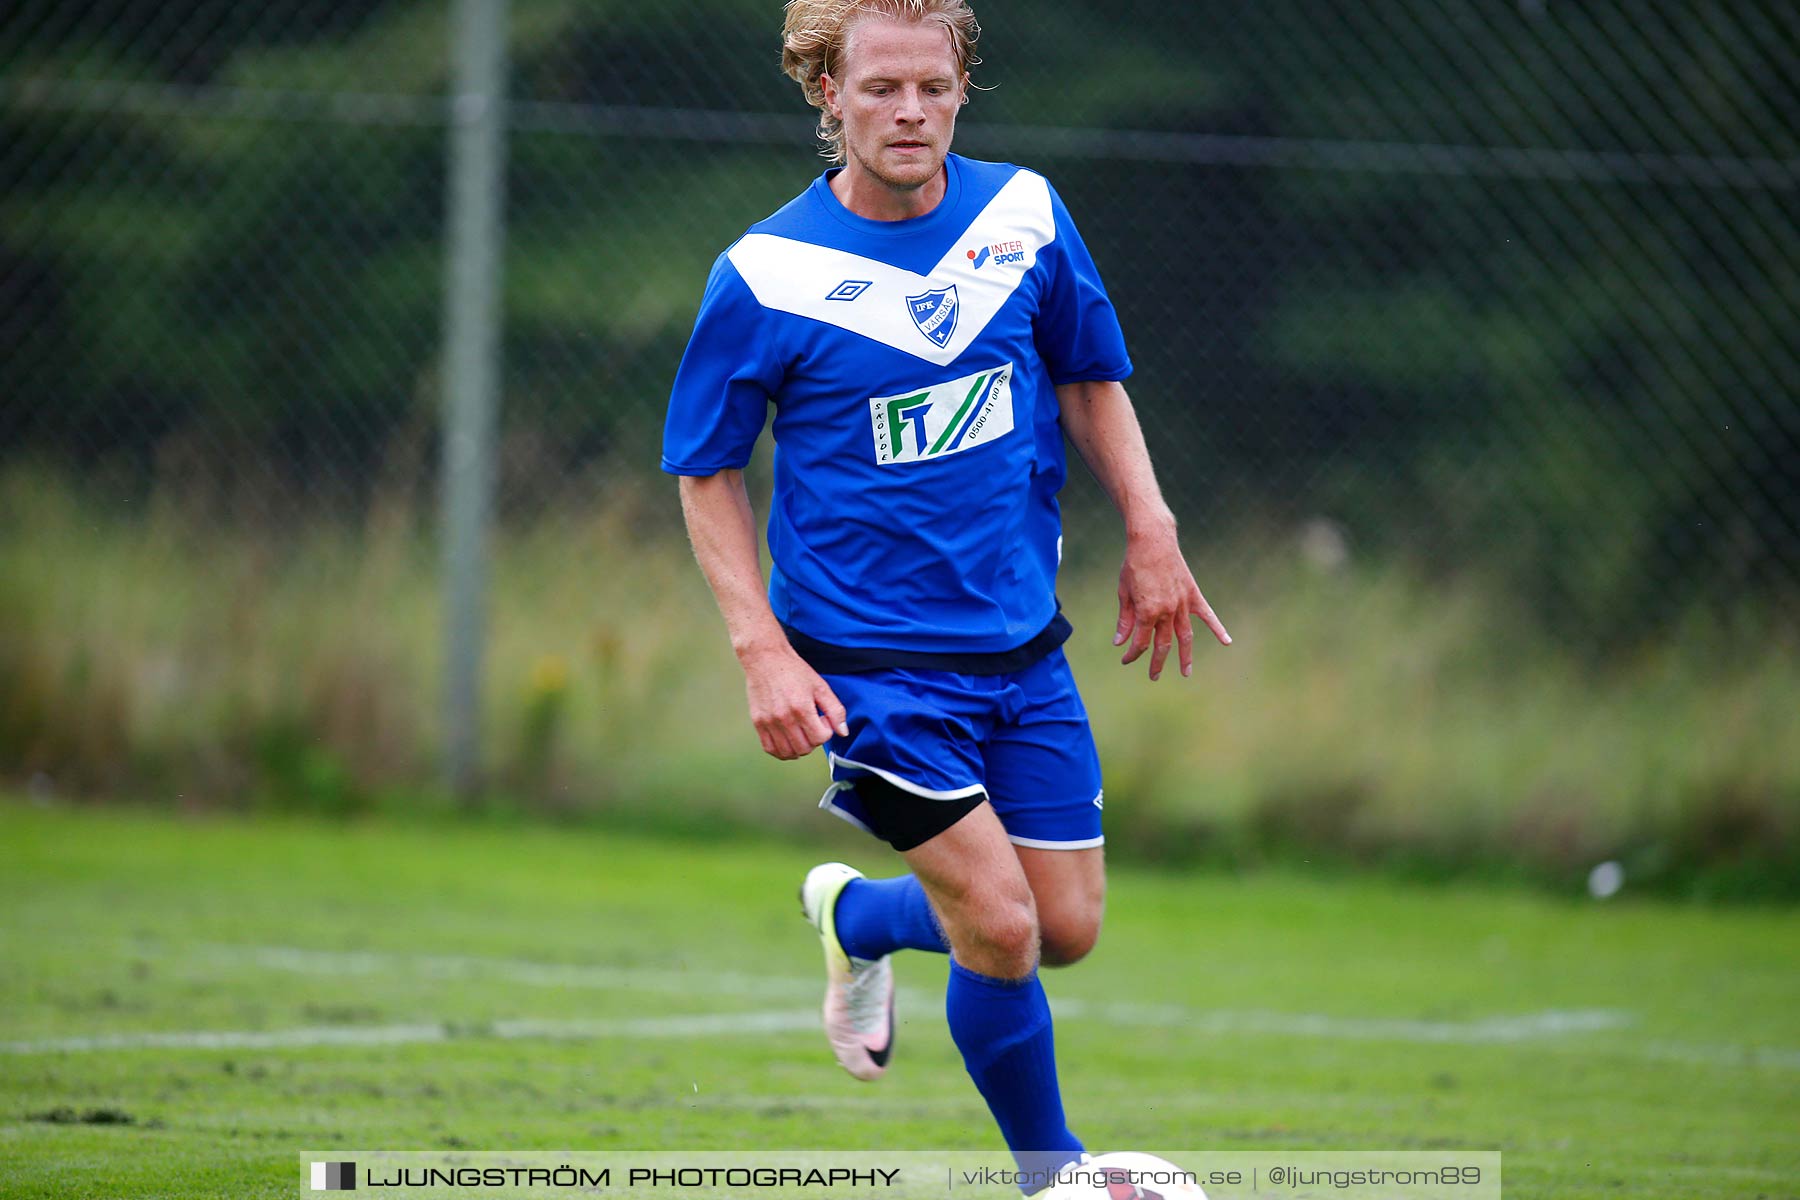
xmin=1628 ymin=1040 xmax=1800 ymax=1071
xmin=11 ymin=1010 xmax=1795 ymax=1071
xmin=4 ymin=1024 xmax=454 ymax=1053
xmin=21 ymin=943 xmax=1785 ymax=1070
xmin=1052 ymin=999 xmax=1635 ymax=1042
xmin=493 ymin=1012 xmax=820 ymax=1039
xmin=198 ymin=945 xmax=815 ymax=1000
xmin=196 ymin=946 xmax=1629 ymax=1045
xmin=0 ymin=1011 xmax=821 ymax=1055
xmin=8 ymin=1007 xmax=1797 ymax=1069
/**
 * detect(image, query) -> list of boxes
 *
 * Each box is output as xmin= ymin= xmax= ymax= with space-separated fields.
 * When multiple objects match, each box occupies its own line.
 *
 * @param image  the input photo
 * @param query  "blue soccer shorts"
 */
xmin=816 ymin=647 xmax=1104 ymax=851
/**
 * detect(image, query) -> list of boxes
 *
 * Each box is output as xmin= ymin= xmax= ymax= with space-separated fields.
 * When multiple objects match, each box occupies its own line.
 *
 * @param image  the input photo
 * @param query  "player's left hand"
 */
xmin=1114 ymin=525 xmax=1230 ymax=680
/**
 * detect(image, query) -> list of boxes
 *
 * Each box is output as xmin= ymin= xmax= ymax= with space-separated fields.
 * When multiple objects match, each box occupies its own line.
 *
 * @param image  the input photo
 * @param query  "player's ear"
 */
xmin=821 ymin=72 xmax=842 ymax=118
xmin=958 ymin=72 xmax=970 ymax=106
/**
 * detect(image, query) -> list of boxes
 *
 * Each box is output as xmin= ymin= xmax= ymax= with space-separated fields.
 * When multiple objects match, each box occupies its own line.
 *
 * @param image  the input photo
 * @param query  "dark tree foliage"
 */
xmin=2 ymin=0 xmax=1794 ymax=636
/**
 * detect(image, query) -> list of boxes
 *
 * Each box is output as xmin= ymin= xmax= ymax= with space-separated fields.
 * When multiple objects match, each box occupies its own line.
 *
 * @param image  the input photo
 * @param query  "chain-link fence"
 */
xmin=3 ymin=3 xmax=1798 ymax=875
xmin=7 ymin=1 xmax=1796 ymax=601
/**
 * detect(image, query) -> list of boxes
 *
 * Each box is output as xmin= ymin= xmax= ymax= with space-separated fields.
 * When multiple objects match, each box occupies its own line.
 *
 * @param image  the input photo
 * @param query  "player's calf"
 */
xmin=1037 ymin=914 xmax=1100 ymax=968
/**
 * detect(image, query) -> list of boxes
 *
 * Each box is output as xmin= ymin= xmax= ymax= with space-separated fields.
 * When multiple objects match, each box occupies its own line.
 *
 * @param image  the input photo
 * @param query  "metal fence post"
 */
xmin=440 ymin=0 xmax=509 ymax=800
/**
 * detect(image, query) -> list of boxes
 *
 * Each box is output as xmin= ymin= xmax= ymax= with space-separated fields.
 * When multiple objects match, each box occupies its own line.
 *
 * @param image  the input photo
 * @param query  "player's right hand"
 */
xmin=740 ymin=645 xmax=850 ymax=760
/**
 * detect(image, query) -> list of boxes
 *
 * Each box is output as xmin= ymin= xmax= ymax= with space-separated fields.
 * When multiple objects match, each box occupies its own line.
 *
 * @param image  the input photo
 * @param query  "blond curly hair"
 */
xmin=781 ymin=0 xmax=981 ymax=163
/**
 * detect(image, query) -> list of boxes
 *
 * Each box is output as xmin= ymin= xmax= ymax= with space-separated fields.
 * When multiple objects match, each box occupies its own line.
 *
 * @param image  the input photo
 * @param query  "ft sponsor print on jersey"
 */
xmin=868 ymin=363 xmax=1015 ymax=465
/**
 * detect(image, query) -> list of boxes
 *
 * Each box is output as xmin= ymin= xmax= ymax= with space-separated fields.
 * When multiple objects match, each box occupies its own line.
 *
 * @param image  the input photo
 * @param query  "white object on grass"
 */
xmin=1588 ymin=860 xmax=1625 ymax=899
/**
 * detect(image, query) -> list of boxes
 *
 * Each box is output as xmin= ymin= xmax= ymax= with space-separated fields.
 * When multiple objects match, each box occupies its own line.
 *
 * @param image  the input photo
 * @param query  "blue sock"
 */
xmin=834 ymin=875 xmax=950 ymax=960
xmin=945 ymin=959 xmax=1085 ymax=1194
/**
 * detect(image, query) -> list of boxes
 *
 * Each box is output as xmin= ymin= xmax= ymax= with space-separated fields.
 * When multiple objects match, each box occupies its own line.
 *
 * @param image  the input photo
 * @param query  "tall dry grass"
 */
xmin=3 ymin=465 xmax=1795 ymax=898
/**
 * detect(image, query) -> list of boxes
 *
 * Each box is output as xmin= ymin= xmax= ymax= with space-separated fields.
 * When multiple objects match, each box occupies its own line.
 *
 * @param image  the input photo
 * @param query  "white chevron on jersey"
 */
xmin=726 ymin=169 xmax=1057 ymax=367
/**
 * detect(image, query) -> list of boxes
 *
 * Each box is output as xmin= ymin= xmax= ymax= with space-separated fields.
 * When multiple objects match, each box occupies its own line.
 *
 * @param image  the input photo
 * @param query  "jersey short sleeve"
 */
xmin=1033 ymin=184 xmax=1133 ymax=385
xmin=661 ymin=252 xmax=782 ymax=475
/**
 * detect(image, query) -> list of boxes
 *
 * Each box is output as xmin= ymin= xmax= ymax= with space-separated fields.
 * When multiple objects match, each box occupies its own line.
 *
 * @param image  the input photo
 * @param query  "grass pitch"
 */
xmin=1 ymin=801 xmax=1795 ymax=1198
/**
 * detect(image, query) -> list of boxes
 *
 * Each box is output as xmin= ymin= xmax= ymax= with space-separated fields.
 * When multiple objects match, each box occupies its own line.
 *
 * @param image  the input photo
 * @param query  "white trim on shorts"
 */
xmin=817 ymin=756 xmax=1102 ymax=848
xmin=1008 ymin=786 xmax=1105 ymax=849
xmin=817 ymin=753 xmax=986 ymax=841
xmin=816 ymin=780 xmax=879 ymax=836
xmin=827 ymin=752 xmax=988 ymax=801
xmin=1006 ymin=832 xmax=1106 ymax=850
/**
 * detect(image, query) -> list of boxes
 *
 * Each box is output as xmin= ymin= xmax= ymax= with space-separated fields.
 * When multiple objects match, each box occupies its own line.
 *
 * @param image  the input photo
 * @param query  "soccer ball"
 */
xmin=1041 ymin=1152 xmax=1208 ymax=1200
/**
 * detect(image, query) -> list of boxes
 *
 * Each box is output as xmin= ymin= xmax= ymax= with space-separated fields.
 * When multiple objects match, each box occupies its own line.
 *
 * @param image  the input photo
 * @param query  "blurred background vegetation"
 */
xmin=1 ymin=1 xmax=1795 ymax=898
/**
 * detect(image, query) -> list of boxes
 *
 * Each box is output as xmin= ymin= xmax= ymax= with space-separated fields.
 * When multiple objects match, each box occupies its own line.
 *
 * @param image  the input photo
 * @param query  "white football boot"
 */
xmin=799 ymin=862 xmax=895 ymax=1081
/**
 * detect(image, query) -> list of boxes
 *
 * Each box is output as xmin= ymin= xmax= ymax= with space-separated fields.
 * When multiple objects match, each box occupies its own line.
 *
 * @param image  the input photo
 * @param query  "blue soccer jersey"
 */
xmin=663 ymin=154 xmax=1131 ymax=658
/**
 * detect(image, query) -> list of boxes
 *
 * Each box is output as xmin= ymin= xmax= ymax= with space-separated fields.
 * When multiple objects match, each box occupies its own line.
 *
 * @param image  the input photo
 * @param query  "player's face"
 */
xmin=823 ymin=16 xmax=967 ymax=200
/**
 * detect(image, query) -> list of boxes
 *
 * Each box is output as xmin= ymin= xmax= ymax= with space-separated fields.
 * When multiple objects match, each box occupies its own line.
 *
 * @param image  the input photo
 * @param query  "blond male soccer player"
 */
xmin=663 ymin=1 xmax=1228 ymax=1188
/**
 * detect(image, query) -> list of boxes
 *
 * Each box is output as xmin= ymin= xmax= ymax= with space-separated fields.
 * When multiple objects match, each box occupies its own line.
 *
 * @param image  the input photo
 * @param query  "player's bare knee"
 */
xmin=958 ymin=894 xmax=1038 ymax=979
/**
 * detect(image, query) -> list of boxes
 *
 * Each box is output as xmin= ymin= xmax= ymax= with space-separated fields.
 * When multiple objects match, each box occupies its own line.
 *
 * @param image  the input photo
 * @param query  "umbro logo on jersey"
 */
xmin=725 ymin=169 xmax=1054 ymax=366
xmin=965 ymin=239 xmax=1026 ymax=270
xmin=826 ymin=279 xmax=872 ymax=301
xmin=905 ymin=286 xmax=959 ymax=348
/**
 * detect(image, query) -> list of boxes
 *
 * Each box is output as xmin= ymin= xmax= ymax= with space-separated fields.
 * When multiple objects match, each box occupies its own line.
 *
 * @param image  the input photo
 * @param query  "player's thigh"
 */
xmin=902 ymin=801 xmax=1037 ymax=960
